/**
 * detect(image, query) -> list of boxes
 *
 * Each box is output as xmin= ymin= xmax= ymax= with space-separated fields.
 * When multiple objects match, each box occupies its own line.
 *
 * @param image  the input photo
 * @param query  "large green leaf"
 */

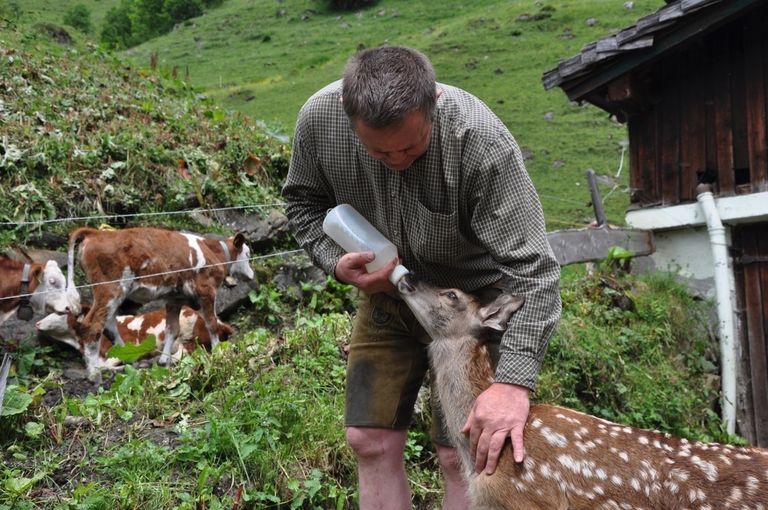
xmin=0 ymin=385 xmax=33 ymax=417
xmin=106 ymin=336 xmax=157 ymax=363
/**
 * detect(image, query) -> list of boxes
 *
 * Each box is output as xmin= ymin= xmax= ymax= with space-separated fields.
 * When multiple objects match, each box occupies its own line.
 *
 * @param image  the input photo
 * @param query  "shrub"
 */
xmin=326 ymin=0 xmax=378 ymax=11
xmin=99 ymin=0 xmax=219 ymax=49
xmin=165 ymin=0 xmax=203 ymax=24
xmin=63 ymin=4 xmax=92 ymax=33
xmin=100 ymin=5 xmax=134 ymax=49
xmin=0 ymin=0 xmax=21 ymax=19
xmin=132 ymin=0 xmax=173 ymax=41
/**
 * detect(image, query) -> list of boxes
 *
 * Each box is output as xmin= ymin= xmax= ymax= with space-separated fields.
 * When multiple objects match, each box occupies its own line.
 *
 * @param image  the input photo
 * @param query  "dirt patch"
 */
xmin=42 ymin=369 xmax=99 ymax=407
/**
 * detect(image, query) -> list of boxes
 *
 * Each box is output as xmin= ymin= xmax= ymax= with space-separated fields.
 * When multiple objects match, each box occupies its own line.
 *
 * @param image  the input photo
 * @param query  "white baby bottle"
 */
xmin=322 ymin=204 xmax=410 ymax=285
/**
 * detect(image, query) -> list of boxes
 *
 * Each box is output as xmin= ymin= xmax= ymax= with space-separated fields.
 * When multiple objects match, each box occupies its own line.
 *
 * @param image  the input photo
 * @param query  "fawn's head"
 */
xmin=397 ymin=273 xmax=524 ymax=341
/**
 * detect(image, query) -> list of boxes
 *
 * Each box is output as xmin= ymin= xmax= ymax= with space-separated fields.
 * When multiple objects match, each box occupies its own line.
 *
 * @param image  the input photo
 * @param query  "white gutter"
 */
xmin=696 ymin=184 xmax=737 ymax=434
xmin=626 ymin=191 xmax=768 ymax=230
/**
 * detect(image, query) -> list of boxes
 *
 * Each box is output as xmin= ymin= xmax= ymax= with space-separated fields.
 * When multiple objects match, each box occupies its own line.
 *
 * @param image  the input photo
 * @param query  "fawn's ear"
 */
xmin=478 ymin=294 xmax=525 ymax=331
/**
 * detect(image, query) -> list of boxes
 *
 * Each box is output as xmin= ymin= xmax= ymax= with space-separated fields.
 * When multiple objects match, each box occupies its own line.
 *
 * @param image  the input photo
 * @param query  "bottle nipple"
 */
xmin=389 ymin=264 xmax=410 ymax=285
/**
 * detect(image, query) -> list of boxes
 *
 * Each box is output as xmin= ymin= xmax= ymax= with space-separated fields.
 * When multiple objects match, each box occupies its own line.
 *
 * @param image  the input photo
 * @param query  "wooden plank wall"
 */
xmin=733 ymin=223 xmax=768 ymax=447
xmin=744 ymin=9 xmax=768 ymax=191
xmin=628 ymin=3 xmax=768 ymax=206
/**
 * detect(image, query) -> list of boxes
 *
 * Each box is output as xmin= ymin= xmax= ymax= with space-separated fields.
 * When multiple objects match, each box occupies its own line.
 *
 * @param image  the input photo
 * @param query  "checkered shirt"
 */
xmin=282 ymin=80 xmax=561 ymax=390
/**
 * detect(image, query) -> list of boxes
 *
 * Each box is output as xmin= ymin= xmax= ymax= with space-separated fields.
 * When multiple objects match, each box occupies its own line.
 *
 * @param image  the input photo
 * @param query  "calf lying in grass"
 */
xmin=396 ymin=273 xmax=768 ymax=510
xmin=36 ymin=306 xmax=234 ymax=368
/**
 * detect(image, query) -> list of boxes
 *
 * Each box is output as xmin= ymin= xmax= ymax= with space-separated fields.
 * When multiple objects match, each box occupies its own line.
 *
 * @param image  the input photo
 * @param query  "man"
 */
xmin=283 ymin=45 xmax=561 ymax=510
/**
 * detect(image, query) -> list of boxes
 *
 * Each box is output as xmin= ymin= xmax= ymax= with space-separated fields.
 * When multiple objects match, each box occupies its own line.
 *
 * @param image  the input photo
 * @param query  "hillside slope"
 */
xmin=0 ymin=20 xmax=288 ymax=247
xmin=121 ymin=0 xmax=665 ymax=226
xmin=17 ymin=0 xmax=665 ymax=227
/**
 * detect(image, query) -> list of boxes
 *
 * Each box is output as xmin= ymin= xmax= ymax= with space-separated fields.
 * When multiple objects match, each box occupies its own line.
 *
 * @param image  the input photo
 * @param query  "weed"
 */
xmin=248 ymin=283 xmax=286 ymax=325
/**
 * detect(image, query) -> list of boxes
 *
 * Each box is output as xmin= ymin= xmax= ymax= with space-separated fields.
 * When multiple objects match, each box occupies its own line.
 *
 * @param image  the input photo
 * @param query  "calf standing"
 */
xmin=67 ymin=227 xmax=253 ymax=379
xmin=36 ymin=306 xmax=234 ymax=367
xmin=0 ymin=257 xmax=77 ymax=325
xmin=396 ymin=274 xmax=768 ymax=510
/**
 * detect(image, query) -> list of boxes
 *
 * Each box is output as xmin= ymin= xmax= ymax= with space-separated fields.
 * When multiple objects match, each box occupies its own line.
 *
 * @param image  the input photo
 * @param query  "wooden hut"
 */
xmin=543 ymin=0 xmax=768 ymax=446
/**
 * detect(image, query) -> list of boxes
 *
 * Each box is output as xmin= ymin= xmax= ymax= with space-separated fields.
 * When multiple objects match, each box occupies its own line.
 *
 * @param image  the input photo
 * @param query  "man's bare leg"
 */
xmin=347 ymin=427 xmax=411 ymax=510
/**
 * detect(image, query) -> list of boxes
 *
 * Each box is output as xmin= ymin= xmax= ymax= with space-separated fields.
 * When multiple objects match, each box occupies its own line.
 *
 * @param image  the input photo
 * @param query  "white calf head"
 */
xmin=36 ymin=311 xmax=81 ymax=352
xmin=35 ymin=311 xmax=73 ymax=340
xmin=30 ymin=261 xmax=78 ymax=315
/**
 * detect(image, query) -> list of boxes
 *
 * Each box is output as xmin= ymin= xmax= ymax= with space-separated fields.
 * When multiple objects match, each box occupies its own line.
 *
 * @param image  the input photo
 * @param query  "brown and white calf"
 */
xmin=0 ymin=256 xmax=77 ymax=325
xmin=66 ymin=227 xmax=253 ymax=379
xmin=36 ymin=305 xmax=234 ymax=367
xmin=396 ymin=274 xmax=768 ymax=510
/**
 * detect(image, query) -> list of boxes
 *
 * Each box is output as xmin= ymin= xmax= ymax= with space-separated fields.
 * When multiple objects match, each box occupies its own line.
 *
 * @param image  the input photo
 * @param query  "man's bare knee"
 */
xmin=346 ymin=427 xmax=406 ymax=459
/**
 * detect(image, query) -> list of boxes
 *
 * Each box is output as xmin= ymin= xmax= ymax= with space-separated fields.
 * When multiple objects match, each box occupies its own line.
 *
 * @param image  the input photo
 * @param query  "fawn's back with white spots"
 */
xmin=397 ymin=273 xmax=768 ymax=510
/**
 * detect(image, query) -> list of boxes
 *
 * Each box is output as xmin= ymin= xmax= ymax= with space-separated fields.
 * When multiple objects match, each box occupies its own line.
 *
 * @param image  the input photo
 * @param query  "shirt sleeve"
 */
xmin=469 ymin=133 xmax=562 ymax=391
xmin=281 ymin=105 xmax=345 ymax=277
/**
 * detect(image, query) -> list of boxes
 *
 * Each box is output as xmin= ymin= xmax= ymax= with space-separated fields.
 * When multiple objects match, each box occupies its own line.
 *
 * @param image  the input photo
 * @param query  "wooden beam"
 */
xmin=547 ymin=227 xmax=655 ymax=266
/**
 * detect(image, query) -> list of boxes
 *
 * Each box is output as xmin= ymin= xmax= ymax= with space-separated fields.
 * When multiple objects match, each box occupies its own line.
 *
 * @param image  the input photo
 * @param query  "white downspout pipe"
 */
xmin=696 ymin=183 xmax=737 ymax=435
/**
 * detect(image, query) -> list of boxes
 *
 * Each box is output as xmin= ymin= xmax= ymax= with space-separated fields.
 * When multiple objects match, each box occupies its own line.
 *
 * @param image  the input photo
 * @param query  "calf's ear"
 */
xmin=31 ymin=265 xmax=43 ymax=283
xmin=233 ymin=232 xmax=246 ymax=250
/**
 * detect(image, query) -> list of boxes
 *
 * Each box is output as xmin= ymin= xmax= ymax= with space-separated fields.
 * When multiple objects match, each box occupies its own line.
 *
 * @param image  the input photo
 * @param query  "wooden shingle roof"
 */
xmin=542 ymin=0 xmax=762 ymax=101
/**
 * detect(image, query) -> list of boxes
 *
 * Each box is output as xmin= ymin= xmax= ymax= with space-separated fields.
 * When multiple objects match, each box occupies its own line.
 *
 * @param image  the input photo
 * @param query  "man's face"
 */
xmin=353 ymin=111 xmax=432 ymax=172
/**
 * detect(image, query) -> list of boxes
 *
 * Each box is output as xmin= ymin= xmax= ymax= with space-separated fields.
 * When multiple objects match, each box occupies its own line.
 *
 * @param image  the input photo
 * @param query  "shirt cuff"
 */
xmin=316 ymin=246 xmax=344 ymax=279
xmin=494 ymin=352 xmax=541 ymax=391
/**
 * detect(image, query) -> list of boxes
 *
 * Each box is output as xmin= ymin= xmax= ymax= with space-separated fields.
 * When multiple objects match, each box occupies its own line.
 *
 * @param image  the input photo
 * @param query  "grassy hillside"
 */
xmin=0 ymin=18 xmax=289 ymax=248
xmin=17 ymin=0 xmax=663 ymax=228
xmin=120 ymin=0 xmax=664 ymax=228
xmin=2 ymin=0 xmax=115 ymax=31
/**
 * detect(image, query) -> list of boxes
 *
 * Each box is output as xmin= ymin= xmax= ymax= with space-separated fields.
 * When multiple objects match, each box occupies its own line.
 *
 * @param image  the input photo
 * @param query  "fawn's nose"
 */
xmin=397 ymin=272 xmax=416 ymax=293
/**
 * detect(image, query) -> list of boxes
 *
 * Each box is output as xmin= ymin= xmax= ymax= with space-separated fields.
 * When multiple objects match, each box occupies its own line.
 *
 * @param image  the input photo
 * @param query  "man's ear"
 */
xmin=478 ymin=294 xmax=525 ymax=331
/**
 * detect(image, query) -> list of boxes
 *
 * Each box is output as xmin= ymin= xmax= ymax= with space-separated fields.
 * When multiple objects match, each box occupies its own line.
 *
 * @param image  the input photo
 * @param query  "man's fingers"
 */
xmin=510 ymin=427 xmax=525 ymax=464
xmin=473 ymin=429 xmax=492 ymax=473
xmin=483 ymin=431 xmax=508 ymax=474
xmin=345 ymin=251 xmax=375 ymax=268
xmin=463 ymin=385 xmax=530 ymax=473
xmin=336 ymin=252 xmax=397 ymax=293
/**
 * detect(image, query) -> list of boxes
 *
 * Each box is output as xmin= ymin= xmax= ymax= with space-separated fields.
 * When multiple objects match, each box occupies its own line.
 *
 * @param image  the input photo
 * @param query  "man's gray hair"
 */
xmin=342 ymin=46 xmax=437 ymax=129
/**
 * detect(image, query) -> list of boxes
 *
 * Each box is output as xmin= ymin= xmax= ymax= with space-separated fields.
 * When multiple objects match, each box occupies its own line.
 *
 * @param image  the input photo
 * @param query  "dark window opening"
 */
xmin=734 ymin=167 xmax=751 ymax=186
xmin=697 ymin=167 xmax=718 ymax=185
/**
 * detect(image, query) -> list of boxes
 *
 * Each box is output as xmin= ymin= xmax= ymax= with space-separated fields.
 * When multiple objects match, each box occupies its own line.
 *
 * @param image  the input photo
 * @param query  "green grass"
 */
xmin=0 ymin=266 xmax=729 ymax=509
xmin=0 ymin=21 xmax=290 ymax=247
xmin=539 ymin=267 xmax=725 ymax=441
xmin=1 ymin=310 xmax=359 ymax=509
